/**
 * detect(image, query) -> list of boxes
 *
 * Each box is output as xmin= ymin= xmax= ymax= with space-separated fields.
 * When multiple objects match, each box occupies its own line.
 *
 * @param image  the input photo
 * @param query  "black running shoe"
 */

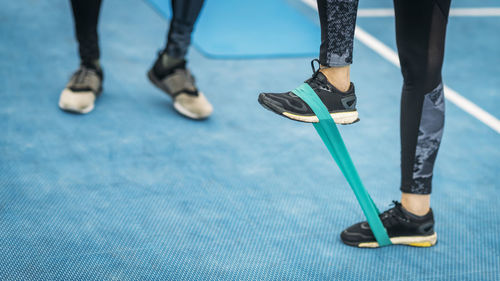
xmin=59 ymin=63 xmax=103 ymax=114
xmin=341 ymin=201 xmax=437 ymax=248
xmin=258 ymin=59 xmax=358 ymax=124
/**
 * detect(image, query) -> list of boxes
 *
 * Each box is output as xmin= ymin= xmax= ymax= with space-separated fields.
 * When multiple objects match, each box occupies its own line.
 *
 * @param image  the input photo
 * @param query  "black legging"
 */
xmin=70 ymin=0 xmax=102 ymax=65
xmin=395 ymin=0 xmax=450 ymax=194
xmin=317 ymin=0 xmax=451 ymax=194
xmin=69 ymin=0 xmax=205 ymax=64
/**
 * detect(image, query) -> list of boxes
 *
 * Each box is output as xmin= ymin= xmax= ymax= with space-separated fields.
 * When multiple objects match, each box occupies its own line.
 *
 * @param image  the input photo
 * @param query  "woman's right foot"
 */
xmin=341 ymin=201 xmax=437 ymax=248
xmin=59 ymin=62 xmax=103 ymax=114
xmin=258 ymin=60 xmax=358 ymax=124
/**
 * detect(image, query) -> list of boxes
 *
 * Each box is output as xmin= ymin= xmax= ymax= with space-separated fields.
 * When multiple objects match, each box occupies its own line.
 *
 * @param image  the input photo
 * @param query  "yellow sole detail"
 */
xmin=356 ymin=232 xmax=437 ymax=248
xmin=408 ymin=242 xmax=433 ymax=247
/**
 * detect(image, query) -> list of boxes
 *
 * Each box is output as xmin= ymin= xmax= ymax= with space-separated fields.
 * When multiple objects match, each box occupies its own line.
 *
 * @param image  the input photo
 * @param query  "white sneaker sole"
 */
xmin=58 ymin=88 xmax=95 ymax=114
xmin=357 ymin=232 xmax=438 ymax=248
xmin=283 ymin=110 xmax=358 ymax=124
xmin=173 ymin=92 xmax=213 ymax=120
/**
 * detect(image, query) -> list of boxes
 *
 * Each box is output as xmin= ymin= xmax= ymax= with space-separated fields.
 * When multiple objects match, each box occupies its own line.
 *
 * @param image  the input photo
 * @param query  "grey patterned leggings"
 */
xmin=317 ymin=0 xmax=451 ymax=194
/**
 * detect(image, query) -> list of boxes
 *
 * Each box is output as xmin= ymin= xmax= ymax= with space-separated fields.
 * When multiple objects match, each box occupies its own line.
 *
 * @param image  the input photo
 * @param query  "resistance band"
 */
xmin=292 ymin=83 xmax=392 ymax=247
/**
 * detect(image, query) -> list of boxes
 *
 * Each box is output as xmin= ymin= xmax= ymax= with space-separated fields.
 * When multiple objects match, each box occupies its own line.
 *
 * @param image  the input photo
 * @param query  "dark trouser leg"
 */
xmin=165 ymin=0 xmax=205 ymax=59
xmin=70 ymin=0 xmax=102 ymax=66
xmin=395 ymin=0 xmax=451 ymax=194
xmin=317 ymin=0 xmax=359 ymax=67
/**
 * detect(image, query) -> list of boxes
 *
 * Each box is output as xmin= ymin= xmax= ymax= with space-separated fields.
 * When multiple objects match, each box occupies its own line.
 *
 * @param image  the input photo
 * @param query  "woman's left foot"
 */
xmin=258 ymin=60 xmax=358 ymax=124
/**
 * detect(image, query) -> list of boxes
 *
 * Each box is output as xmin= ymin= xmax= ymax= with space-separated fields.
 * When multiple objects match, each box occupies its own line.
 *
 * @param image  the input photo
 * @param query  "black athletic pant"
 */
xmin=395 ymin=0 xmax=450 ymax=194
xmin=70 ymin=0 xmax=205 ymax=65
xmin=317 ymin=0 xmax=450 ymax=194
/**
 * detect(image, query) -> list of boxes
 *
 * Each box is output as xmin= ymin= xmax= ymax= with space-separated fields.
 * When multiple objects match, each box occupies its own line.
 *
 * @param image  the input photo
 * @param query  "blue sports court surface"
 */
xmin=1 ymin=0 xmax=499 ymax=280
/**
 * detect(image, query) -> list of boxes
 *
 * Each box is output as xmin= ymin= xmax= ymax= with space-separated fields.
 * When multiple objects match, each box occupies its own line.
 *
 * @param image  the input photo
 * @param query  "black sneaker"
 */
xmin=258 ymin=59 xmax=358 ymax=124
xmin=341 ymin=201 xmax=437 ymax=248
xmin=59 ymin=62 xmax=103 ymax=114
xmin=147 ymin=52 xmax=212 ymax=119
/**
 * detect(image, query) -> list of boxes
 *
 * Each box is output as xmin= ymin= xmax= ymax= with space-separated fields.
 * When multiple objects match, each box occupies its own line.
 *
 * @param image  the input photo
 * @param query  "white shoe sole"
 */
xmin=357 ymin=232 xmax=438 ymax=248
xmin=58 ymin=88 xmax=95 ymax=114
xmin=283 ymin=110 xmax=358 ymax=124
xmin=173 ymin=92 xmax=213 ymax=120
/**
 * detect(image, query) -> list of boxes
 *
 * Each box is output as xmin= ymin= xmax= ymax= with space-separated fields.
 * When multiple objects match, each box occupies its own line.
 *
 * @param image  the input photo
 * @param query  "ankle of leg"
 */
xmin=401 ymin=193 xmax=431 ymax=216
xmin=319 ymin=67 xmax=350 ymax=92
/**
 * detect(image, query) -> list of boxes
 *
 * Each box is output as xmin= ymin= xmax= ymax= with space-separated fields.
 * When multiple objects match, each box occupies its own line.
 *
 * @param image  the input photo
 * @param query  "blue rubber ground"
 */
xmin=1 ymin=0 xmax=499 ymax=280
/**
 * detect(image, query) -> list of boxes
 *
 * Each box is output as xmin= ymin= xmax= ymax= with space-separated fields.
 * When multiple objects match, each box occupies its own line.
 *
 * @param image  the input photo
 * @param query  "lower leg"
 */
xmin=148 ymin=0 xmax=212 ymax=120
xmin=317 ymin=0 xmax=358 ymax=92
xmin=165 ymin=0 xmax=205 ymax=59
xmin=70 ymin=0 xmax=102 ymax=67
xmin=320 ymin=65 xmax=350 ymax=92
xmin=395 ymin=0 xmax=450 ymax=214
xmin=154 ymin=0 xmax=205 ymax=75
xmin=401 ymin=193 xmax=430 ymax=216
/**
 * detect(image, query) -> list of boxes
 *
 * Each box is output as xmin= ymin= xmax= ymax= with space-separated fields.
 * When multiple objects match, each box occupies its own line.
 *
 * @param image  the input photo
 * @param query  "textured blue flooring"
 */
xmin=1 ymin=0 xmax=499 ymax=280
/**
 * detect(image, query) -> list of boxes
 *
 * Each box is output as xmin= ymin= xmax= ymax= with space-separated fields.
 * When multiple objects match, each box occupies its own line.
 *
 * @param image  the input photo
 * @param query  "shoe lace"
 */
xmin=310 ymin=58 xmax=321 ymax=77
xmin=379 ymin=201 xmax=410 ymax=227
xmin=306 ymin=59 xmax=326 ymax=89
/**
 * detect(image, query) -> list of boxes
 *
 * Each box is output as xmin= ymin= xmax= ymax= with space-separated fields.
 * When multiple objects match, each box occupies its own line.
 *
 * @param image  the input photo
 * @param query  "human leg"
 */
xmin=258 ymin=0 xmax=359 ymax=124
xmin=317 ymin=0 xmax=358 ymax=92
xmin=340 ymin=0 xmax=450 ymax=247
xmin=148 ymin=0 xmax=212 ymax=120
xmin=396 ymin=0 xmax=450 ymax=210
xmin=71 ymin=0 xmax=103 ymax=67
xmin=59 ymin=0 xmax=103 ymax=114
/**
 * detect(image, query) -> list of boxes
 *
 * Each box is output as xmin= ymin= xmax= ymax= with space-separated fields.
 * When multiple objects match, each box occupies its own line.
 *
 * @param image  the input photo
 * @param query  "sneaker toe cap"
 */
xmin=173 ymin=91 xmax=213 ymax=119
xmin=340 ymin=222 xmax=376 ymax=243
xmin=59 ymin=89 xmax=96 ymax=114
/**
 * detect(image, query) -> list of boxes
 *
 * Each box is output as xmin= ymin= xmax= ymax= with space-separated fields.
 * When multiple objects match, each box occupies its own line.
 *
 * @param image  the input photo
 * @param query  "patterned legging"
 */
xmin=317 ymin=0 xmax=451 ymax=194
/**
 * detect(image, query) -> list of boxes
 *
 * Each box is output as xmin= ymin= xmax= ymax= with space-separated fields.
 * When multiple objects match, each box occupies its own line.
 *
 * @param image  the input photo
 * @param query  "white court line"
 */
xmin=301 ymin=0 xmax=500 ymax=134
xmin=357 ymin=8 xmax=500 ymax=17
xmin=301 ymin=0 xmax=500 ymax=17
xmin=354 ymin=28 xmax=500 ymax=134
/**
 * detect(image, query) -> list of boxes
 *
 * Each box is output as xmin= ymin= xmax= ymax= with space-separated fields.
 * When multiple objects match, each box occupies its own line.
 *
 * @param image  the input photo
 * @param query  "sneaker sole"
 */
xmin=283 ymin=110 xmax=359 ymax=124
xmin=147 ymin=69 xmax=210 ymax=120
xmin=173 ymin=95 xmax=212 ymax=120
xmin=58 ymin=89 xmax=96 ymax=114
xmin=348 ymin=232 xmax=438 ymax=248
xmin=258 ymin=93 xmax=358 ymax=125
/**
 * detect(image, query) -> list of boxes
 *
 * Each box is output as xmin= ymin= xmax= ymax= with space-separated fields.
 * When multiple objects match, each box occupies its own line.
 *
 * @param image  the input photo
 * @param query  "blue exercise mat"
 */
xmin=145 ymin=0 xmax=320 ymax=58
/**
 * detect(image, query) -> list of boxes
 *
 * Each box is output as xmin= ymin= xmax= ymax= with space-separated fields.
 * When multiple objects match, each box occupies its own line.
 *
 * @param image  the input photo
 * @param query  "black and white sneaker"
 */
xmin=258 ymin=59 xmax=358 ymax=124
xmin=341 ymin=201 xmax=437 ymax=248
xmin=59 ymin=63 xmax=103 ymax=114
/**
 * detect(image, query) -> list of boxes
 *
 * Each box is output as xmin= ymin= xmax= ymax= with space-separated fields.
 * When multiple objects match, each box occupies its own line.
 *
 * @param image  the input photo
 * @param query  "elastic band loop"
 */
xmin=292 ymin=83 xmax=392 ymax=247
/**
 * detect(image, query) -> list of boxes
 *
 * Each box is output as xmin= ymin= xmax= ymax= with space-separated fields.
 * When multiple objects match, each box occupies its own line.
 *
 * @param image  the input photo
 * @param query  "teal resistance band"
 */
xmin=292 ymin=83 xmax=392 ymax=247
